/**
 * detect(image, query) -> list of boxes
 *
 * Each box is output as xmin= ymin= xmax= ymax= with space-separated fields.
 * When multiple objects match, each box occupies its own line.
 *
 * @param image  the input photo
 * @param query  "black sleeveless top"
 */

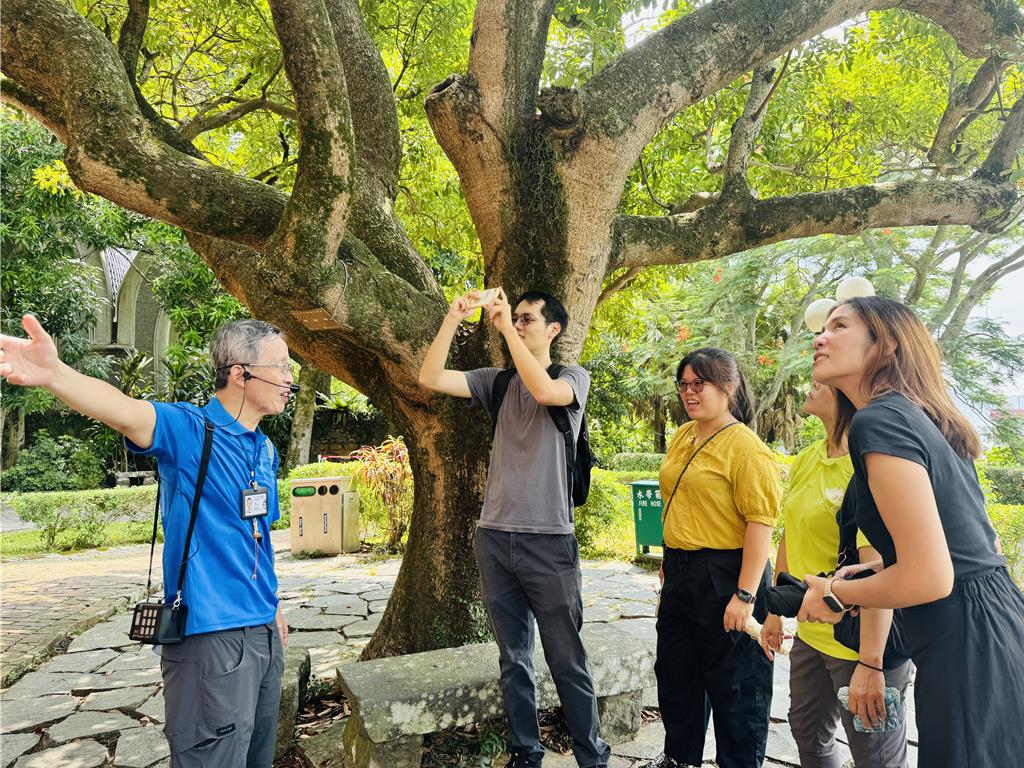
xmin=847 ymin=392 xmax=1004 ymax=580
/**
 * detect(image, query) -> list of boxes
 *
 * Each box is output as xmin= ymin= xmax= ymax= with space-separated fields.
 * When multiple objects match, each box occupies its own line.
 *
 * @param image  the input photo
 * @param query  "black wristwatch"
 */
xmin=735 ymin=588 xmax=755 ymax=605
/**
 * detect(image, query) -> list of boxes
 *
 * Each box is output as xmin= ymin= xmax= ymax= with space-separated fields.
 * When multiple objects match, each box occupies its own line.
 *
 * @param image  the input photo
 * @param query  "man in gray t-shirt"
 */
xmin=420 ymin=289 xmax=609 ymax=768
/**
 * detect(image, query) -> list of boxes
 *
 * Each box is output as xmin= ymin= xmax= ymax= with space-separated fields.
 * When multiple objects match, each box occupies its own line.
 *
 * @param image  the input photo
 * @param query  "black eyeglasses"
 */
xmin=511 ymin=314 xmax=548 ymax=328
xmin=677 ymin=379 xmax=705 ymax=394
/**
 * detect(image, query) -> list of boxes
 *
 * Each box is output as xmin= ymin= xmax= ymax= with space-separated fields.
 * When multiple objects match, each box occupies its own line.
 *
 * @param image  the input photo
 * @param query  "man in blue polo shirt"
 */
xmin=0 ymin=315 xmax=293 ymax=768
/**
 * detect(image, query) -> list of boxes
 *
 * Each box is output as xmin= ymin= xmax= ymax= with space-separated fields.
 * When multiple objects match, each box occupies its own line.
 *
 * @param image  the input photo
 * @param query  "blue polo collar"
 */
xmin=203 ymin=396 xmax=264 ymax=438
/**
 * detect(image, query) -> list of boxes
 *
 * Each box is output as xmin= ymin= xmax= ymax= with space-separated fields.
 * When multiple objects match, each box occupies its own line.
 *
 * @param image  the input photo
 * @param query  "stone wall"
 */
xmin=310 ymin=409 xmax=390 ymax=460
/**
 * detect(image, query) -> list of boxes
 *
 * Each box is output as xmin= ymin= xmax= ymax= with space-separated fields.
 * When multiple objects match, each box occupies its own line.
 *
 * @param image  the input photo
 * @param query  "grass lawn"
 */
xmin=0 ymin=520 xmax=160 ymax=560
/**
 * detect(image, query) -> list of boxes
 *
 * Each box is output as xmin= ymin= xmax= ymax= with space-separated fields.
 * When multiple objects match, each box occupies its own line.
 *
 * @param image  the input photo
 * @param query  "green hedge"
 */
xmin=2 ymin=485 xmax=158 ymax=549
xmin=984 ymin=466 xmax=1024 ymax=505
xmin=608 ymin=453 xmax=665 ymax=472
xmin=576 ymin=468 xmax=633 ymax=556
xmin=4 ymin=430 xmax=106 ymax=492
xmin=989 ymin=504 xmax=1024 ymax=584
xmin=607 ymin=470 xmax=659 ymax=484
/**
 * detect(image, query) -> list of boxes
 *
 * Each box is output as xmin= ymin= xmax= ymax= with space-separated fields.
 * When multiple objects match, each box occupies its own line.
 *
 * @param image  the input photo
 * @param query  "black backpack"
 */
xmin=488 ymin=364 xmax=596 ymax=508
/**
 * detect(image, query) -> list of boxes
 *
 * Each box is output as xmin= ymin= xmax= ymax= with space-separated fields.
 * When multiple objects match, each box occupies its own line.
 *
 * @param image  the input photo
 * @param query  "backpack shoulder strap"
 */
xmin=489 ymin=369 xmax=517 ymax=436
xmin=545 ymin=364 xmax=572 ymax=434
xmin=544 ymin=364 xmax=577 ymax=508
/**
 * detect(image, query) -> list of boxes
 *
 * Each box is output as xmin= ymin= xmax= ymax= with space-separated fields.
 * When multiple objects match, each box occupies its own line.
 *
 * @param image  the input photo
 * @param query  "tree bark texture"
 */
xmin=2 ymin=408 xmax=25 ymax=471
xmin=1 ymin=0 xmax=1021 ymax=658
xmin=284 ymin=363 xmax=332 ymax=472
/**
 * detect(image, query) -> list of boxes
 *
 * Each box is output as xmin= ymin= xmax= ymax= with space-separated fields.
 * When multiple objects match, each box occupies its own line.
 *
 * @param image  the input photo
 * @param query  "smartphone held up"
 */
xmin=465 ymin=288 xmax=501 ymax=309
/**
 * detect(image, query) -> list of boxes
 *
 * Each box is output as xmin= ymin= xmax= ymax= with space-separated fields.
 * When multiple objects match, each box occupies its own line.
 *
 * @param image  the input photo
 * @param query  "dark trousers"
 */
xmin=656 ymin=547 xmax=773 ymax=768
xmin=906 ymin=566 xmax=1024 ymax=767
xmin=474 ymin=527 xmax=611 ymax=768
xmin=160 ymin=623 xmax=284 ymax=768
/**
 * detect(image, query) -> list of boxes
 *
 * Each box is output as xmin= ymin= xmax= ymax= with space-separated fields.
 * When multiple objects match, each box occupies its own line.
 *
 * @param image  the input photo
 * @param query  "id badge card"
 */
xmin=241 ymin=486 xmax=269 ymax=520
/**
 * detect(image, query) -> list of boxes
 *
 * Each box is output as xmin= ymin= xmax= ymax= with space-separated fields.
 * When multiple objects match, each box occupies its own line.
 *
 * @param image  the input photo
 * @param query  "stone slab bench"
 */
xmin=336 ymin=622 xmax=654 ymax=768
xmin=114 ymin=470 xmax=156 ymax=487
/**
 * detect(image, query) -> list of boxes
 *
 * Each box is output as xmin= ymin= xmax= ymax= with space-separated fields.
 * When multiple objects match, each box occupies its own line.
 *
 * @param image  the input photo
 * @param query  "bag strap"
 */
xmin=488 ymin=369 xmax=517 ymax=436
xmin=661 ymin=421 xmax=740 ymax=526
xmin=173 ymin=419 xmax=216 ymax=605
xmin=144 ymin=469 xmax=162 ymax=596
xmin=544 ymin=364 xmax=576 ymax=508
xmin=142 ymin=419 xmax=216 ymax=606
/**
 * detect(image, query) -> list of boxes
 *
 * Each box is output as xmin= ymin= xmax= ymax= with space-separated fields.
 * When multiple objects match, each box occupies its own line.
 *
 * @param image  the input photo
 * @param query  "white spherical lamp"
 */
xmin=804 ymin=298 xmax=837 ymax=333
xmin=836 ymin=276 xmax=875 ymax=303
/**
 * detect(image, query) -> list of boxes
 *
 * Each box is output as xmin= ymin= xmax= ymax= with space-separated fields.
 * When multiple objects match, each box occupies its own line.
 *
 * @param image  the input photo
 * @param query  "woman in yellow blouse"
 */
xmin=760 ymin=383 xmax=911 ymax=768
xmin=642 ymin=348 xmax=781 ymax=768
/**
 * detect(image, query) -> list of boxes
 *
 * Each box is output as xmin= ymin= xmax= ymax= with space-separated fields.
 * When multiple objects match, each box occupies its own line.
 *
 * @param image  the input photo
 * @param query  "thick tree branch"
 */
xmin=597 ymin=267 xmax=642 ymax=306
xmin=425 ymin=76 xmax=510 ymax=264
xmin=578 ymin=0 xmax=1022 ymax=170
xmin=902 ymin=225 xmax=948 ymax=303
xmin=2 ymin=0 xmax=286 ymax=246
xmin=177 ymin=97 xmax=296 ymax=140
xmin=115 ymin=0 xmax=204 ymax=160
xmin=939 ymin=241 xmax=1024 ymax=343
xmin=188 ymin=228 xmax=447 ymax=403
xmin=265 ymin=0 xmax=355 ymax=272
xmin=469 ymin=0 xmax=558 ymax=130
xmin=977 ymin=95 xmax=1024 ymax=181
xmin=722 ymin=63 xmax=782 ymax=193
xmin=611 ymin=178 xmax=1020 ymax=270
xmin=323 ymin=0 xmax=438 ymax=294
xmin=117 ymin=0 xmax=149 ymax=87
xmin=928 ymin=55 xmax=1006 ymax=172
xmin=0 ymin=77 xmax=66 ymax=136
xmin=325 ymin=0 xmax=402 ymax=192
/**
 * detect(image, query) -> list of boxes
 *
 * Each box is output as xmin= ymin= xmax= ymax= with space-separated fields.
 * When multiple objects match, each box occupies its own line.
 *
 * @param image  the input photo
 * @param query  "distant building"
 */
xmin=995 ymin=394 xmax=1024 ymax=419
xmin=81 ymin=245 xmax=173 ymax=387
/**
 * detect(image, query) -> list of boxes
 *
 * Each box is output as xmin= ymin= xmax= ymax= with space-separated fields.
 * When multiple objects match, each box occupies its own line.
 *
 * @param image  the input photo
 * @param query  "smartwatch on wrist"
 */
xmin=735 ymin=588 xmax=755 ymax=605
xmin=823 ymin=577 xmax=846 ymax=613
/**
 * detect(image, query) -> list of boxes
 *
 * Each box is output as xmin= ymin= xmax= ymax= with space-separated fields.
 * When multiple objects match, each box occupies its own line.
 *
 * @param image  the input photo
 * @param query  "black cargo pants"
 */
xmin=474 ymin=527 xmax=611 ymax=768
xmin=656 ymin=547 xmax=773 ymax=768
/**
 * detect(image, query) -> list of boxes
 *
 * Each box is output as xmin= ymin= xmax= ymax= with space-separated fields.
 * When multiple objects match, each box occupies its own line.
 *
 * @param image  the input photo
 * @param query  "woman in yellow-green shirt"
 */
xmin=760 ymin=383 xmax=911 ymax=768
xmin=642 ymin=348 xmax=781 ymax=768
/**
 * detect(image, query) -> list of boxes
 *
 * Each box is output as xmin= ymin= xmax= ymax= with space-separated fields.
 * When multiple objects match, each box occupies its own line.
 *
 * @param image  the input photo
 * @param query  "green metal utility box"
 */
xmin=630 ymin=480 xmax=664 ymax=559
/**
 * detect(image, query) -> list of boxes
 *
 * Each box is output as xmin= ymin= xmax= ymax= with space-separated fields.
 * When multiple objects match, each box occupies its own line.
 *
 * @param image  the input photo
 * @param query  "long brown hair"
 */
xmin=830 ymin=297 xmax=981 ymax=459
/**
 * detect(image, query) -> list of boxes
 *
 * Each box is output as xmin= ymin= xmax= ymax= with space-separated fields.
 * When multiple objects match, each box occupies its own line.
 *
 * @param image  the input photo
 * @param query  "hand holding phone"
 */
xmin=464 ymin=288 xmax=501 ymax=309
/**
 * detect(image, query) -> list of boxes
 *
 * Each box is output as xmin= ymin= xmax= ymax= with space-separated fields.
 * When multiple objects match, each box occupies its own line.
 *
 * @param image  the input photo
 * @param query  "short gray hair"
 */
xmin=210 ymin=320 xmax=284 ymax=389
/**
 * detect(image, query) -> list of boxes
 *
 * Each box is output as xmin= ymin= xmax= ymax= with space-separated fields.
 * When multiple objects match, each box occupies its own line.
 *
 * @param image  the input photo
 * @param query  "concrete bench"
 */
xmin=337 ymin=623 xmax=654 ymax=768
xmin=114 ymin=470 xmax=156 ymax=487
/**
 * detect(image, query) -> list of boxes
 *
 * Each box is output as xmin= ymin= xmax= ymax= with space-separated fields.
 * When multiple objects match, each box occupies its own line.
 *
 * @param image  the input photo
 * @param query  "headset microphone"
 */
xmin=242 ymin=371 xmax=300 ymax=394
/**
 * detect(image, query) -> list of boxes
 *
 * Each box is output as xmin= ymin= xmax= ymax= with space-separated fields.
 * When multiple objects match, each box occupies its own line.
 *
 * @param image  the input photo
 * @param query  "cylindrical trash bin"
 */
xmin=289 ymin=476 xmax=360 ymax=555
xmin=630 ymin=479 xmax=664 ymax=559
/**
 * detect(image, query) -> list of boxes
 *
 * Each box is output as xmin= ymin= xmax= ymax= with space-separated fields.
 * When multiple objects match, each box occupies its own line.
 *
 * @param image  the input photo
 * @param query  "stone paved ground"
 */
xmin=1 ymin=539 xmax=919 ymax=767
xmin=0 ymin=544 xmax=162 ymax=688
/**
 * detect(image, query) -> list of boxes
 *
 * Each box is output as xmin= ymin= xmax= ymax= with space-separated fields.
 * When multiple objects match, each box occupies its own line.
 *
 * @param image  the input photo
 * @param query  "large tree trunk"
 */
xmin=652 ymin=396 xmax=667 ymax=454
xmin=361 ymin=397 xmax=494 ymax=657
xmin=284 ymin=362 xmax=330 ymax=471
xmin=2 ymin=408 xmax=25 ymax=470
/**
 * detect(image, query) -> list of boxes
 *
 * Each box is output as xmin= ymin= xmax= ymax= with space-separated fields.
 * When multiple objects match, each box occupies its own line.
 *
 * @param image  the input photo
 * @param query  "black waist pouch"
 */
xmin=129 ymin=601 xmax=189 ymax=645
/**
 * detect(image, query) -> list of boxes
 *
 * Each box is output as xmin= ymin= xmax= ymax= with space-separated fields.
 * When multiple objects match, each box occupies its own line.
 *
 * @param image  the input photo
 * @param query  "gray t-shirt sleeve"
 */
xmin=559 ymin=365 xmax=590 ymax=412
xmin=465 ymin=367 xmax=502 ymax=410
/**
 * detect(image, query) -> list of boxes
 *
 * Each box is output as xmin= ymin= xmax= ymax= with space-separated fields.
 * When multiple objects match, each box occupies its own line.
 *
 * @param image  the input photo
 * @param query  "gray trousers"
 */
xmin=160 ymin=623 xmax=285 ymax=768
xmin=474 ymin=527 xmax=611 ymax=768
xmin=788 ymin=635 xmax=912 ymax=768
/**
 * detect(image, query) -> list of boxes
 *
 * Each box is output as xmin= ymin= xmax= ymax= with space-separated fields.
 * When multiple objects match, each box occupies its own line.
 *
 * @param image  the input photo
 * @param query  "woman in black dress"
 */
xmin=797 ymin=296 xmax=1024 ymax=767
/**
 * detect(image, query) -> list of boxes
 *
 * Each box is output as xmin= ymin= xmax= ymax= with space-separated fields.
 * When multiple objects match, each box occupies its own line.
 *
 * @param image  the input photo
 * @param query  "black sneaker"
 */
xmin=507 ymin=750 xmax=543 ymax=768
